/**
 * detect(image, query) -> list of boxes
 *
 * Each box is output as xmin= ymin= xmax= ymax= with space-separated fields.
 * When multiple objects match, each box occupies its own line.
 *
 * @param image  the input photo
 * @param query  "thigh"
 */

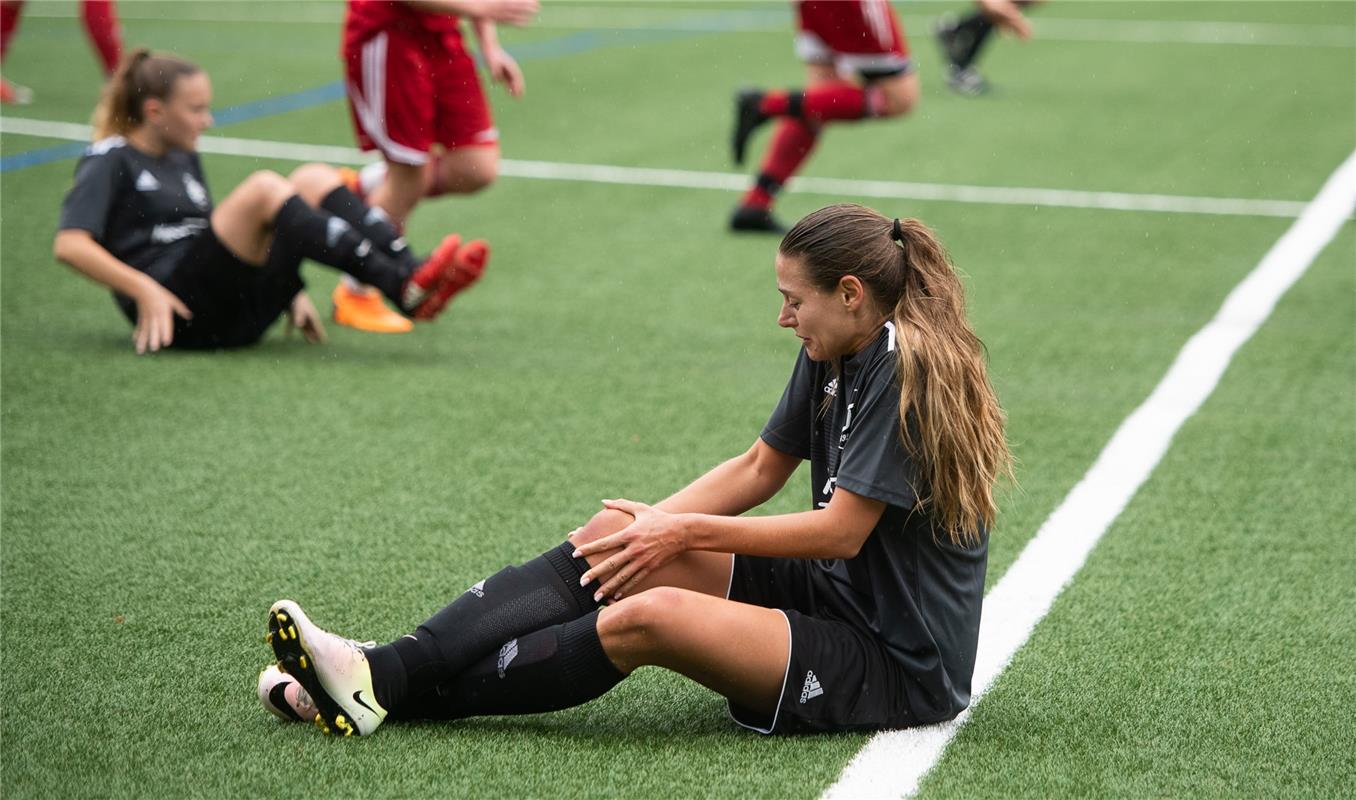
xmin=797 ymin=0 xmax=913 ymax=78
xmin=599 ymin=588 xmax=790 ymax=714
xmin=432 ymin=36 xmax=497 ymax=150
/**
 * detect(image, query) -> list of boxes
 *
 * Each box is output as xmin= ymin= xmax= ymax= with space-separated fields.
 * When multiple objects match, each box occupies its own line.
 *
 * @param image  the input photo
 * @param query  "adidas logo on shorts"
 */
xmin=799 ymin=670 xmax=824 ymax=704
xmin=467 ymin=579 xmax=486 ymax=598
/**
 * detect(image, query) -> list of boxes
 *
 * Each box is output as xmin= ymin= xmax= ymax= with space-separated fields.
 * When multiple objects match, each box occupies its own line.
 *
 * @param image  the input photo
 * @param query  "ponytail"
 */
xmin=91 ymin=48 xmax=200 ymax=140
xmin=781 ymin=204 xmax=1013 ymax=546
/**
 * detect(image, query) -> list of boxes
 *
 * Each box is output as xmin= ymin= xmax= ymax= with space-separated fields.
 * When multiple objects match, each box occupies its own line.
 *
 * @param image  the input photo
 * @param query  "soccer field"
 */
xmin=1 ymin=1 xmax=1353 ymax=797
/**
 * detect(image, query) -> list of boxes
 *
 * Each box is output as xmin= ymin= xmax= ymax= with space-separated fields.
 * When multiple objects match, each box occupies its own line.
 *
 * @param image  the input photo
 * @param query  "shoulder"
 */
xmin=84 ymin=136 xmax=127 ymax=157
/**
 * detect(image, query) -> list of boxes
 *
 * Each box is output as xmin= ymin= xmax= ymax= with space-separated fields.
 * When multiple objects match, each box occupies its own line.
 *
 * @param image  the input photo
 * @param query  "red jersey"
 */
xmin=344 ymin=1 xmax=461 ymax=44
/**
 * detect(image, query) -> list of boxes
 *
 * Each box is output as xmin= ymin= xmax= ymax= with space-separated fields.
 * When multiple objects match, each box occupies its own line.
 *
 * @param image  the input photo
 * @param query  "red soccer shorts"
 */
xmin=795 ymin=0 xmax=913 ymax=78
xmin=344 ymin=27 xmax=498 ymax=165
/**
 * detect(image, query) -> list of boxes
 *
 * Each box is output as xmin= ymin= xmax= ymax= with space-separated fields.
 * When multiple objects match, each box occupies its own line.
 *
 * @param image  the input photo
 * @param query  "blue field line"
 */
xmin=0 ymin=7 xmax=775 ymax=174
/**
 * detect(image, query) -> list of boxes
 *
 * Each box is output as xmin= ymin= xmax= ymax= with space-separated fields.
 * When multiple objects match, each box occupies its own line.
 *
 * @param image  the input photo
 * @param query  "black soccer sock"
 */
xmin=272 ymin=195 xmax=410 ymax=303
xmin=318 ymin=186 xmax=416 ymax=270
xmin=391 ymin=611 xmax=627 ymax=721
xmin=364 ymin=541 xmax=601 ymax=711
xmin=951 ymin=10 xmax=995 ymax=69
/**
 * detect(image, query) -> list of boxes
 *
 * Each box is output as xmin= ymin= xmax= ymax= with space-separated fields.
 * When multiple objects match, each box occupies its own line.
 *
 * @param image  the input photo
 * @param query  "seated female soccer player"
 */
xmin=53 ymin=48 xmax=487 ymax=353
xmin=258 ymin=204 xmax=1012 ymax=736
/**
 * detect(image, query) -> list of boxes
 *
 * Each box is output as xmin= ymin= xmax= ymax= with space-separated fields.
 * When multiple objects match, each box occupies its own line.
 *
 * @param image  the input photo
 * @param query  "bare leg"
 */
xmin=599 ymin=587 xmax=790 ymax=713
xmin=209 ymin=170 xmax=294 ymax=266
xmin=569 ymin=509 xmax=733 ymax=599
xmin=368 ymin=158 xmax=425 ymax=225
xmin=430 ymin=145 xmax=498 ymax=196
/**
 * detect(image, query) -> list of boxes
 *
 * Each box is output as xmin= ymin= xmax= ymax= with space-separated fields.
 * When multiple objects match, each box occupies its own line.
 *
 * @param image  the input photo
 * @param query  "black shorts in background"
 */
xmin=726 ymin=556 xmax=921 ymax=735
xmin=116 ymin=227 xmax=303 ymax=350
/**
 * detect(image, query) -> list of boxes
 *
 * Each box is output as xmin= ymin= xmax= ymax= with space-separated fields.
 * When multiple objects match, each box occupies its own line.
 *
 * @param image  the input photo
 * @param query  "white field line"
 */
xmin=823 ymin=149 xmax=1356 ymax=799
xmin=0 ymin=117 xmax=1313 ymax=219
xmin=17 ymin=3 xmax=1353 ymax=48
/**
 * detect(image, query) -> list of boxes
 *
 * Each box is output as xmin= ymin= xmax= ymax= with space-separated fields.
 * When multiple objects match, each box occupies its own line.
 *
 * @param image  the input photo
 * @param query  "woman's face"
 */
xmin=150 ymin=72 xmax=213 ymax=152
xmin=775 ymin=253 xmax=877 ymax=362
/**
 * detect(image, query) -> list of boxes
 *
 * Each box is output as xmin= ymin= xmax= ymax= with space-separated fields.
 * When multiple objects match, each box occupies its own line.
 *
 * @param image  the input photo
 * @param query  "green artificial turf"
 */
xmin=2 ymin=2 xmax=1352 ymax=797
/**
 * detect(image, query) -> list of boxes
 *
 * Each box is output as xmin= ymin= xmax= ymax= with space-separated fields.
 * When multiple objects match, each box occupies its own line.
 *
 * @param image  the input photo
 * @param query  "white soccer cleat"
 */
xmin=266 ymin=600 xmax=388 ymax=736
xmin=257 ymin=664 xmax=320 ymax=723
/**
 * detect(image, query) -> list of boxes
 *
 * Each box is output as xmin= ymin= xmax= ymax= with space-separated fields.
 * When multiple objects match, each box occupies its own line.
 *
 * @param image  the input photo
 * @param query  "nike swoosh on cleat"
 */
xmin=352 ymin=690 xmax=378 ymax=715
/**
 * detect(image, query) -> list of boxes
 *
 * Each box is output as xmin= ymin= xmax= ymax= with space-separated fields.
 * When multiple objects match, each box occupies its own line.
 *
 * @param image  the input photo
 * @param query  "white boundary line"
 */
xmin=0 ymin=117 xmax=1314 ymax=219
xmin=823 ymin=149 xmax=1356 ymax=799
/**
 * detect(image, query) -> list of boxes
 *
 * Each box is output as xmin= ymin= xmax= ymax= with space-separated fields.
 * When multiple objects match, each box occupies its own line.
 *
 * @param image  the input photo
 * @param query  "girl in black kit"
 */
xmin=260 ymin=204 xmax=1012 ymax=737
xmin=55 ymin=49 xmax=487 ymax=353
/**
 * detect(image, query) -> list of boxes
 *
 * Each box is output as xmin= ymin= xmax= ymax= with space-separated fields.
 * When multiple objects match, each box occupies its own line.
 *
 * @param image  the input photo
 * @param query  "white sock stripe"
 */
xmin=822 ymin=149 xmax=1356 ymax=798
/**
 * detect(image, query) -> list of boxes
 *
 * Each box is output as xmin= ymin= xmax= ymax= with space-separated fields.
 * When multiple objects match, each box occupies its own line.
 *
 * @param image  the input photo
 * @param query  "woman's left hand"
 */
xmin=286 ymin=291 xmax=327 ymax=344
xmin=484 ymin=47 xmax=526 ymax=98
xmin=575 ymin=499 xmax=688 ymax=602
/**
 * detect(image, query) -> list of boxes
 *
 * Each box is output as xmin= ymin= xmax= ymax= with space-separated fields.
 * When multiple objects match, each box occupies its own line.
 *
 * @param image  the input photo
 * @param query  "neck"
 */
xmin=846 ymin=316 xmax=888 ymax=357
xmin=125 ymin=127 xmax=167 ymax=157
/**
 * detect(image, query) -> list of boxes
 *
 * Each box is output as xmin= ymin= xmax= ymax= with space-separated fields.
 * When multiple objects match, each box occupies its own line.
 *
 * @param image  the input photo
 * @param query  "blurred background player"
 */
xmin=728 ymin=0 xmax=919 ymax=235
xmin=54 ymin=50 xmax=480 ymax=353
xmin=1 ymin=0 xmax=122 ymax=104
xmin=935 ymin=0 xmax=1038 ymax=96
xmin=333 ymin=0 xmax=538 ymax=334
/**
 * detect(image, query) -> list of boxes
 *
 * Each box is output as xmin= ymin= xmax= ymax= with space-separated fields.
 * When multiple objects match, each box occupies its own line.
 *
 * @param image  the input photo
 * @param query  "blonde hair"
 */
xmin=91 ymin=48 xmax=200 ymax=140
xmin=779 ymin=204 xmax=1013 ymax=546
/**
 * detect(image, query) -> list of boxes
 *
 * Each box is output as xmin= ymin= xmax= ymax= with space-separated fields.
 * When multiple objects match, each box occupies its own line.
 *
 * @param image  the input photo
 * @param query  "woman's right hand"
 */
xmin=131 ymin=277 xmax=192 ymax=354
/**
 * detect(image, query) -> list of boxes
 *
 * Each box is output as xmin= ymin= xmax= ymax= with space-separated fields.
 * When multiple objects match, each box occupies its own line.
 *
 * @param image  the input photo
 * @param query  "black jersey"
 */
xmin=57 ymin=136 xmax=214 ymax=290
xmin=760 ymin=324 xmax=987 ymax=722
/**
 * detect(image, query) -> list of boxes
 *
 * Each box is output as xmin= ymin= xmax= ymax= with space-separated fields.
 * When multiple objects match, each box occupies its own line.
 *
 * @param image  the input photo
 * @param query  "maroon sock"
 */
xmin=801 ymin=82 xmax=872 ymax=122
xmin=80 ymin=0 xmax=122 ymax=76
xmin=741 ymin=118 xmax=819 ymax=209
xmin=1 ymin=1 xmax=25 ymax=60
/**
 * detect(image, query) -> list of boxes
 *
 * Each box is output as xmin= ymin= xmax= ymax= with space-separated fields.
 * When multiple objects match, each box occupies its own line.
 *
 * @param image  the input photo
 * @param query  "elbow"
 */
xmin=52 ymin=230 xmax=81 ymax=264
xmin=829 ymin=530 xmax=869 ymax=560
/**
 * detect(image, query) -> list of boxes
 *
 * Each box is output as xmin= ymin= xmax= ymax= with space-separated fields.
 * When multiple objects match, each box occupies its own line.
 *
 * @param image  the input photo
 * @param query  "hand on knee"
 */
xmin=569 ymin=507 xmax=635 ymax=547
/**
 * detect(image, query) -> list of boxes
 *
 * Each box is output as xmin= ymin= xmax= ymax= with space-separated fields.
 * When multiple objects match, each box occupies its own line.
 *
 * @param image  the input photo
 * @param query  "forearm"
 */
xmin=53 ymin=230 xmax=151 ymax=297
xmin=471 ymin=17 xmax=498 ymax=51
xmin=403 ymin=0 xmax=479 ymax=16
xmin=679 ymin=508 xmax=862 ymax=560
xmin=655 ymin=441 xmax=797 ymax=517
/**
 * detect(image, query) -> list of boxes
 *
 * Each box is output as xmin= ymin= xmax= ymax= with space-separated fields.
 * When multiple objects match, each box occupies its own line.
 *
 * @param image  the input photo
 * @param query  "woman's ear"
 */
xmin=839 ymin=275 xmax=866 ymax=311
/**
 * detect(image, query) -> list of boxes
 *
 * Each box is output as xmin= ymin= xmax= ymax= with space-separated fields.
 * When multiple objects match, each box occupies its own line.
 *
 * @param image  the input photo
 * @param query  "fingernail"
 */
xmin=579 ymin=575 xmax=589 ymax=586
xmin=571 ymin=549 xmax=582 ymax=559
xmin=614 ymin=593 xmax=622 ymax=601
xmin=593 ymin=591 xmax=604 ymax=602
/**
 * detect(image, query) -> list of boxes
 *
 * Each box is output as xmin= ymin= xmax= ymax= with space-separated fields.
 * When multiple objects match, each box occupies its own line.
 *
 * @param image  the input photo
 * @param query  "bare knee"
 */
xmin=598 ymin=587 xmax=691 ymax=666
xmin=568 ymin=508 xmax=634 ymax=548
xmin=287 ymin=162 xmax=342 ymax=205
xmin=436 ymin=149 xmax=498 ymax=195
xmin=237 ymin=170 xmax=294 ymax=219
xmin=875 ymin=74 xmax=921 ymax=118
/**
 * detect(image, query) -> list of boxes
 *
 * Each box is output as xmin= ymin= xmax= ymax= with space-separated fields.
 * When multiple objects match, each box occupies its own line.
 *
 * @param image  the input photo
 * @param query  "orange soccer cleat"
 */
xmin=332 ymin=281 xmax=414 ymax=334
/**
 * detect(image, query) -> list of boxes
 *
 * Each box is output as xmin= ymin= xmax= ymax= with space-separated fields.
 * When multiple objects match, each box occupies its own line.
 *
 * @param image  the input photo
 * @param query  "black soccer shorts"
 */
xmin=725 ymin=555 xmax=920 ymax=734
xmin=152 ymin=227 xmax=304 ymax=349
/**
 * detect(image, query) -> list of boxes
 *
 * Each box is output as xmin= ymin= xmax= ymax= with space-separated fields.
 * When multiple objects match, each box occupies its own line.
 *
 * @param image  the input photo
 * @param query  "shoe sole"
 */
xmin=266 ymin=604 xmax=361 ymax=737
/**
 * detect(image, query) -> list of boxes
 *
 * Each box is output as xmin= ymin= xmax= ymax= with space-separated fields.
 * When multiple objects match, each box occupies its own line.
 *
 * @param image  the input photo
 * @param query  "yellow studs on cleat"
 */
xmin=276 ymin=612 xmax=289 ymax=623
xmin=264 ymin=632 xmax=274 ymax=644
xmin=334 ymin=715 xmax=356 ymax=736
xmin=288 ymin=625 xmax=297 ymax=639
xmin=298 ymin=655 xmax=308 ymax=669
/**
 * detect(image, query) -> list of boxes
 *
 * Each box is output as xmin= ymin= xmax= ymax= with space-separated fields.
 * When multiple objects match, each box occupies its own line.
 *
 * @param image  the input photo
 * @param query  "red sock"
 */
xmin=758 ymin=91 xmax=790 ymax=117
xmin=801 ymin=82 xmax=870 ymax=122
xmin=80 ymin=0 xmax=121 ymax=76
xmin=741 ymin=118 xmax=818 ymax=210
xmin=1 ymin=1 xmax=26 ymax=61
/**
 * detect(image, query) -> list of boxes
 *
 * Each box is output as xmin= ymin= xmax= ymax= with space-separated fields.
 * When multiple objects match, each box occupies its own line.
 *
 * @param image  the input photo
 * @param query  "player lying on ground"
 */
xmin=53 ymin=49 xmax=487 ymax=353
xmin=259 ymin=203 xmax=1013 ymax=737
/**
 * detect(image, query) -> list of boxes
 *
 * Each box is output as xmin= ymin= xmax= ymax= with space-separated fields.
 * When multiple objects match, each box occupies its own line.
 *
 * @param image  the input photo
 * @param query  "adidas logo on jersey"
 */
xmin=496 ymin=639 xmax=519 ymax=678
xmin=799 ymin=670 xmax=824 ymax=703
xmin=823 ymin=378 xmax=839 ymax=397
xmin=135 ymin=170 xmax=160 ymax=192
xmin=467 ymin=579 xmax=486 ymax=598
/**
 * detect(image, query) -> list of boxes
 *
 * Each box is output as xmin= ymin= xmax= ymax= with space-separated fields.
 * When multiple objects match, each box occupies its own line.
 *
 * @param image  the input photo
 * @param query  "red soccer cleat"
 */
xmin=400 ymin=233 xmax=461 ymax=318
xmin=412 ymin=239 xmax=488 ymax=321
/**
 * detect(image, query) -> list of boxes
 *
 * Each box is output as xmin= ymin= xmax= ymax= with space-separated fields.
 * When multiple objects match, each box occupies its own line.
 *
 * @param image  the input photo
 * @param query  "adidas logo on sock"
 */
xmin=467 ymin=580 xmax=486 ymax=598
xmin=799 ymin=670 xmax=823 ymax=704
xmin=496 ymin=639 xmax=519 ymax=678
xmin=325 ymin=216 xmax=351 ymax=248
